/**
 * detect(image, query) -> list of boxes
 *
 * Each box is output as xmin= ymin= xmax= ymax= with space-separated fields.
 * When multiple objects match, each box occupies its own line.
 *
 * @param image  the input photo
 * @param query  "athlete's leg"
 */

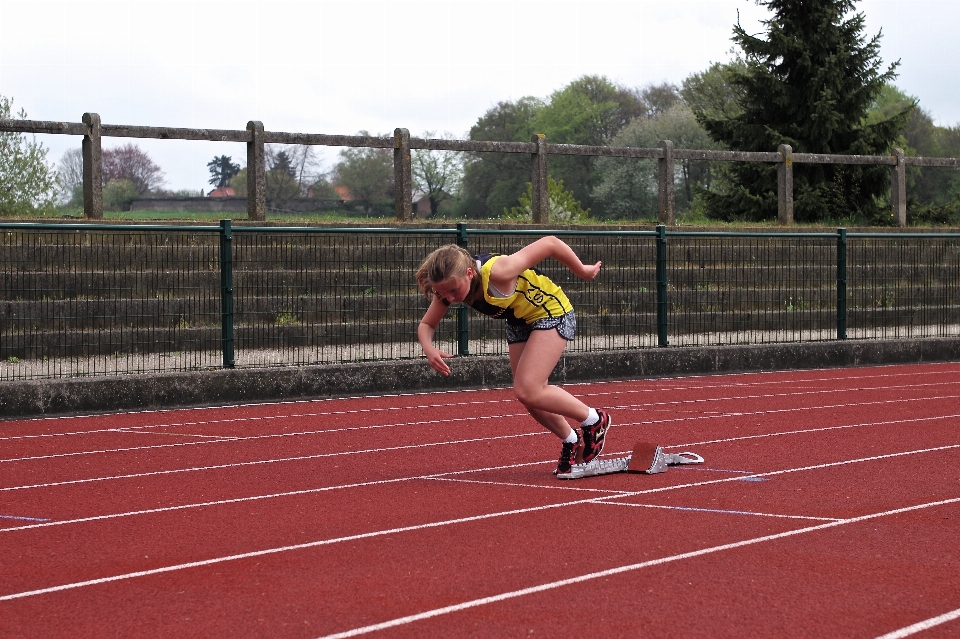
xmin=508 ymin=329 xmax=590 ymax=432
xmin=508 ymin=339 xmax=573 ymax=438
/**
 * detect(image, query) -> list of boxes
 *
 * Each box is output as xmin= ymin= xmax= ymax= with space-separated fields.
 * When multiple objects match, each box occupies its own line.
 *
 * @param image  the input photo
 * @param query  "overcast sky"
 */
xmin=1 ymin=0 xmax=957 ymax=191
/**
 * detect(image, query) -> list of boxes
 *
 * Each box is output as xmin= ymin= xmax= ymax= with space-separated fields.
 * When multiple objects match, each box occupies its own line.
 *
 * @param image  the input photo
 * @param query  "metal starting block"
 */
xmin=556 ymin=441 xmax=704 ymax=480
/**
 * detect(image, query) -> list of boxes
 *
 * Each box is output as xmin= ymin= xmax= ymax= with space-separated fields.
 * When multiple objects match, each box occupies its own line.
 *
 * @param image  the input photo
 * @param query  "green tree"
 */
xmin=503 ymin=176 xmax=590 ymax=224
xmin=332 ymin=134 xmax=394 ymax=214
xmin=309 ymin=174 xmax=339 ymax=200
xmin=0 ymin=96 xmax=57 ymax=215
xmin=867 ymin=85 xmax=960 ymax=224
xmin=638 ymin=82 xmax=683 ymax=118
xmin=459 ymin=97 xmax=542 ymax=218
xmin=697 ymin=0 xmax=911 ymax=223
xmin=228 ymin=168 xmax=247 ymax=196
xmin=680 ymin=60 xmax=747 ymax=122
xmin=207 ymin=155 xmax=241 ymax=188
xmin=532 ymin=75 xmax=646 ymax=209
xmin=593 ymin=102 xmax=721 ymax=220
xmin=460 ymin=76 xmax=645 ymax=219
xmin=102 ymin=179 xmax=139 ymax=211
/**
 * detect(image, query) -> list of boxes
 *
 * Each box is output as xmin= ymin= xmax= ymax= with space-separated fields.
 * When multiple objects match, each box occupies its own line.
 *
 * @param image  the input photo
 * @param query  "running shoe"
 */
xmin=554 ymin=436 xmax=584 ymax=475
xmin=581 ymin=409 xmax=611 ymax=463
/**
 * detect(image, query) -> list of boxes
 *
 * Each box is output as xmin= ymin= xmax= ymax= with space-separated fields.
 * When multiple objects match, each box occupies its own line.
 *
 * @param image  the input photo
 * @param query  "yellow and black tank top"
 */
xmin=470 ymin=254 xmax=572 ymax=326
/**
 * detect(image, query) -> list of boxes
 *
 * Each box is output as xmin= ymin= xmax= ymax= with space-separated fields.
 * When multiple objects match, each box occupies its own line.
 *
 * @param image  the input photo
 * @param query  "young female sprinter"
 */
xmin=415 ymin=236 xmax=611 ymax=476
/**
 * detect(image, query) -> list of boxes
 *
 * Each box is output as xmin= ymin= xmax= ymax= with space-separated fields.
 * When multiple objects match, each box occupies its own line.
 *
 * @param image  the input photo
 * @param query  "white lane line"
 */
xmin=2 ymin=441 xmax=956 ymax=565
xmin=122 ymin=431 xmax=240 ymax=440
xmin=0 ymin=412 xmax=531 ymax=463
xmin=600 ymin=501 xmax=842 ymax=522
xmin=427 ymin=441 xmax=960 ymax=508
xmin=0 ymin=398 xmax=518 ymax=440
xmin=0 ymin=493 xmax=633 ymax=601
xmin=0 ymin=459 xmax=570 ymax=533
xmin=618 ymin=384 xmax=960 ymax=413
xmin=5 ymin=441 xmax=952 ymax=535
xmin=4 ymin=367 xmax=956 ymax=440
xmin=5 ymin=392 xmax=958 ymax=465
xmin=0 ymin=514 xmax=51 ymax=522
xmin=310 ymin=496 xmax=960 ymax=639
xmin=875 ymin=607 xmax=960 ymax=639
xmin=0 ymin=431 xmax=548 ymax=493
xmin=0 ymin=386 xmax=507 ymax=426
xmin=44 ymin=380 xmax=960 ymax=441
xmin=4 ymin=410 xmax=958 ymax=495
xmin=424 ymin=476 xmax=634 ymax=495
xmin=0 ymin=362 xmax=960 ymax=437
xmin=671 ymin=413 xmax=960 ymax=449
xmin=3 ymin=489 xmax=957 ymax=634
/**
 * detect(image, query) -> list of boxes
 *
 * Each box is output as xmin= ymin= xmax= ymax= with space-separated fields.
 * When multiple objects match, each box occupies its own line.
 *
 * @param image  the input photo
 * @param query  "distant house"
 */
xmin=208 ymin=187 xmax=235 ymax=198
xmin=333 ymin=185 xmax=353 ymax=201
xmin=413 ymin=192 xmax=431 ymax=217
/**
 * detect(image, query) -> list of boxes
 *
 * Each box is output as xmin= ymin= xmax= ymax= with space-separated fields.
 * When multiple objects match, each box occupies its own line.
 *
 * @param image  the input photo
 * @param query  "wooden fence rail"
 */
xmin=3 ymin=114 xmax=954 ymax=226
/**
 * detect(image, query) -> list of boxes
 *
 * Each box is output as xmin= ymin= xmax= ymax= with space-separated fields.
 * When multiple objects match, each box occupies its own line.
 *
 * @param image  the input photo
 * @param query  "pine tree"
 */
xmin=207 ymin=155 xmax=241 ymax=188
xmin=697 ymin=0 xmax=911 ymax=223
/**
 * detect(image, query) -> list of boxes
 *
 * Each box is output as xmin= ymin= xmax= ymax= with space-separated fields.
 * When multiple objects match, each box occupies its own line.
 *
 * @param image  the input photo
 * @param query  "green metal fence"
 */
xmin=1 ymin=222 xmax=958 ymax=381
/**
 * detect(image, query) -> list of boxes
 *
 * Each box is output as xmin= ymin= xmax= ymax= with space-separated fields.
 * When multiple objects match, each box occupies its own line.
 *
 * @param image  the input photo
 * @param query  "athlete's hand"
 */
xmin=425 ymin=347 xmax=454 ymax=376
xmin=579 ymin=260 xmax=602 ymax=281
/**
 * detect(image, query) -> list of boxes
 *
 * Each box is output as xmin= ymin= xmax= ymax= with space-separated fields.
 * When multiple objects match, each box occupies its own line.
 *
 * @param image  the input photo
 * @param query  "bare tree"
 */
xmin=288 ymin=144 xmax=323 ymax=193
xmin=55 ymin=148 xmax=84 ymax=204
xmin=102 ymin=143 xmax=165 ymax=195
xmin=411 ymin=131 xmax=463 ymax=217
xmin=264 ymin=144 xmax=325 ymax=209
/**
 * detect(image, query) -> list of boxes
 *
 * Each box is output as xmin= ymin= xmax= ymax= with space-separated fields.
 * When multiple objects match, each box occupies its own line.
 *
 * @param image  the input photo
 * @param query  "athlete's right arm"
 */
xmin=417 ymin=295 xmax=454 ymax=376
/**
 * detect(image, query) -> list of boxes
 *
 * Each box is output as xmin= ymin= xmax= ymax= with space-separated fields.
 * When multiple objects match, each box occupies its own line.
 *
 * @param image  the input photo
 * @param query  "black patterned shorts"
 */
xmin=505 ymin=310 xmax=577 ymax=344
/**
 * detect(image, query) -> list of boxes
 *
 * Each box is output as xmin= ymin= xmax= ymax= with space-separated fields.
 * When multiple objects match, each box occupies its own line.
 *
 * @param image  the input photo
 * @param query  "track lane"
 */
xmin=2 ymin=363 xmax=958 ymax=638
xmin=3 ymin=428 xmax=958 ymax=608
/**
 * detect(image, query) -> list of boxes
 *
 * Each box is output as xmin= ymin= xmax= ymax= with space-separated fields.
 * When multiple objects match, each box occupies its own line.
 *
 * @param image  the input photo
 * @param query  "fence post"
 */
xmin=657 ymin=140 xmax=675 ymax=225
xmin=394 ymin=128 xmax=413 ymax=221
xmin=778 ymin=144 xmax=794 ymax=225
xmin=219 ymin=219 xmax=235 ymax=368
xmin=246 ymin=121 xmax=266 ymax=221
xmin=456 ymin=222 xmax=470 ymax=355
xmin=836 ymin=227 xmax=847 ymax=340
xmin=531 ymin=134 xmax=548 ymax=224
xmin=891 ymin=148 xmax=906 ymax=227
xmin=81 ymin=112 xmax=103 ymax=220
xmin=656 ymin=224 xmax=669 ymax=346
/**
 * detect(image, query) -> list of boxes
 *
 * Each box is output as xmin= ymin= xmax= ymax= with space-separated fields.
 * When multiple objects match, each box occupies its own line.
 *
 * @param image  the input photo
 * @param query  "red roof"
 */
xmin=208 ymin=187 xmax=235 ymax=198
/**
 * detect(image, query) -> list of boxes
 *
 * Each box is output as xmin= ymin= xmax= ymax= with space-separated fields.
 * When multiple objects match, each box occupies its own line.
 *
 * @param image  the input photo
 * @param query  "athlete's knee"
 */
xmin=512 ymin=380 xmax=543 ymax=407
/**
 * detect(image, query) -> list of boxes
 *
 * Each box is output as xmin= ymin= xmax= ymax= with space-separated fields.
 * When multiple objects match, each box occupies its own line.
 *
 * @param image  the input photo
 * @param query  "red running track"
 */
xmin=1 ymin=362 xmax=959 ymax=638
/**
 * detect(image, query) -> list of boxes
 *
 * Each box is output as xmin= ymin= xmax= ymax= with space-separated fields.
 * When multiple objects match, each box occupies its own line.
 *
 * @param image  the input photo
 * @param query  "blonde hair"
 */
xmin=415 ymin=244 xmax=476 ymax=299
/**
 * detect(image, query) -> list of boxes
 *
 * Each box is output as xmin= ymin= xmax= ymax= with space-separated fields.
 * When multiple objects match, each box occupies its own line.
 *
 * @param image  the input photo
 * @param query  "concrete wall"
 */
xmin=129 ymin=197 xmax=347 ymax=213
xmin=2 ymin=337 xmax=958 ymax=419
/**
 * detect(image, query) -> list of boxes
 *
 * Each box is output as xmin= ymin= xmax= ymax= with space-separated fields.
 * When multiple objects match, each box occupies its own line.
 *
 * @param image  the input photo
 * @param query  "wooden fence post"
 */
xmin=394 ymin=128 xmax=412 ymax=221
xmin=81 ymin=112 xmax=103 ymax=219
xmin=657 ymin=140 xmax=675 ymax=225
xmin=531 ymin=134 xmax=548 ymax=224
xmin=778 ymin=144 xmax=794 ymax=225
xmin=246 ymin=121 xmax=266 ymax=221
xmin=891 ymin=148 xmax=906 ymax=227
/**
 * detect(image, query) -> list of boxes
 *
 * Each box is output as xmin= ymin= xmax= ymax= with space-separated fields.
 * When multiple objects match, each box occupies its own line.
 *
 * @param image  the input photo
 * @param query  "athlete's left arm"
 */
xmin=490 ymin=236 xmax=601 ymax=291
